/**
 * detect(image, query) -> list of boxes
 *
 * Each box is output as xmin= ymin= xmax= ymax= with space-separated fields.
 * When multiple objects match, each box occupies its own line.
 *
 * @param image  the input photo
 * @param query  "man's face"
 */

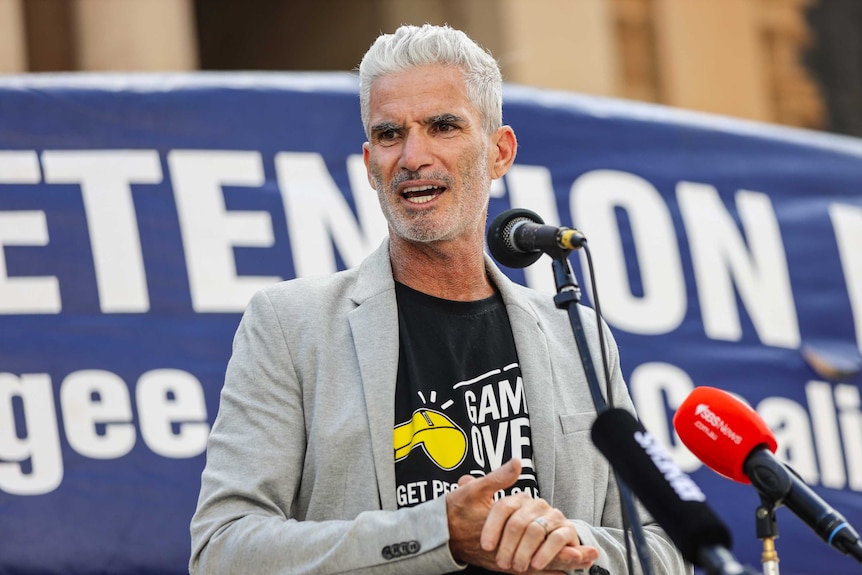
xmin=362 ymin=64 xmax=495 ymax=245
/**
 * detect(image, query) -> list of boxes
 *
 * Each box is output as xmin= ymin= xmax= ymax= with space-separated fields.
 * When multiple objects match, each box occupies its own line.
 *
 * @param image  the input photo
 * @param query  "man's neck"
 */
xmin=389 ymin=237 xmax=494 ymax=302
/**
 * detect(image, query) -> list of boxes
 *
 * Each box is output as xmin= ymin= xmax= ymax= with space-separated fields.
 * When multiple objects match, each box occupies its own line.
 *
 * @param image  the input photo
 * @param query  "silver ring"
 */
xmin=532 ymin=516 xmax=551 ymax=537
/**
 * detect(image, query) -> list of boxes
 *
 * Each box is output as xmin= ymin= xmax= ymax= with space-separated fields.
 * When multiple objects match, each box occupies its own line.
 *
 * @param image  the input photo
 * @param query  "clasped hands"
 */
xmin=446 ymin=459 xmax=599 ymax=574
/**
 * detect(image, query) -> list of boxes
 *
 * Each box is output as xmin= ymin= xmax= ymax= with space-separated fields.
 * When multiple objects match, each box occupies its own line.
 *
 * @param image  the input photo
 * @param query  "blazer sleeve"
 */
xmin=189 ymin=289 xmax=464 ymax=575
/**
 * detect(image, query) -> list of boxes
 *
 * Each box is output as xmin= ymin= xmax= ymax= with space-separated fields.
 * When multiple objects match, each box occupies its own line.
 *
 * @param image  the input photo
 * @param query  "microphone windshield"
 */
xmin=592 ymin=408 xmax=732 ymax=564
xmin=673 ymin=386 xmax=778 ymax=484
xmin=486 ymin=208 xmax=544 ymax=269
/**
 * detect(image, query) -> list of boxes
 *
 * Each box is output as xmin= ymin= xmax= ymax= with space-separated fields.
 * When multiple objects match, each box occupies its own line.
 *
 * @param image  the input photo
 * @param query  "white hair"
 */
xmin=358 ymin=24 xmax=503 ymax=136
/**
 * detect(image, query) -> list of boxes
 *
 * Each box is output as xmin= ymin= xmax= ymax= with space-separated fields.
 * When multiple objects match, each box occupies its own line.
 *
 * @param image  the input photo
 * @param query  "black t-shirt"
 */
xmin=393 ymin=282 xmax=539 ymax=574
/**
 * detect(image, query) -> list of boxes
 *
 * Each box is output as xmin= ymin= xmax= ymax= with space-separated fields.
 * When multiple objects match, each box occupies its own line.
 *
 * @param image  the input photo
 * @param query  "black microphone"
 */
xmin=745 ymin=449 xmax=862 ymax=562
xmin=674 ymin=386 xmax=862 ymax=563
xmin=591 ymin=408 xmax=753 ymax=575
xmin=487 ymin=208 xmax=586 ymax=268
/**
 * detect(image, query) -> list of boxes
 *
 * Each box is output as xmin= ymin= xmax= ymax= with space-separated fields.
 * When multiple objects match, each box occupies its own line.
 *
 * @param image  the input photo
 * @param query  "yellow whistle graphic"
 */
xmin=393 ymin=409 xmax=468 ymax=470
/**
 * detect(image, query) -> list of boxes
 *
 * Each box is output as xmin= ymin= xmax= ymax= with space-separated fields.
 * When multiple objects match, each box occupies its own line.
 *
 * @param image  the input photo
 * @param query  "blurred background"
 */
xmin=1 ymin=0 xmax=861 ymax=138
xmin=2 ymin=2 xmax=862 ymax=574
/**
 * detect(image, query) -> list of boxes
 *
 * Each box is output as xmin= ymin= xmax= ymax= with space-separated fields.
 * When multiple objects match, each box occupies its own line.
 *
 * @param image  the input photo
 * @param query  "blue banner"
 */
xmin=1 ymin=72 xmax=860 ymax=574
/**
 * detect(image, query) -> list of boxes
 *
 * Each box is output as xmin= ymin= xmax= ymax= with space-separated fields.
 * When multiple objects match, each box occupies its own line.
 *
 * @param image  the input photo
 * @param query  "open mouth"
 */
xmin=402 ymin=184 xmax=445 ymax=204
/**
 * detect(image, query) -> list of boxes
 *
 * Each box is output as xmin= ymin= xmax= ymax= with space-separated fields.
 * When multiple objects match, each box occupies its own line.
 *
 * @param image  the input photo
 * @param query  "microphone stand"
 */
xmin=547 ymin=249 xmax=656 ymax=575
xmin=550 ymin=254 xmax=606 ymax=412
xmin=755 ymin=498 xmax=780 ymax=575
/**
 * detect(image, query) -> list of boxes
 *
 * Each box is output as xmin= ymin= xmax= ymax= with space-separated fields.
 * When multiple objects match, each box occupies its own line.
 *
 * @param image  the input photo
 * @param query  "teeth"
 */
xmin=401 ymin=184 xmax=442 ymax=205
xmin=406 ymin=194 xmax=436 ymax=204
xmin=403 ymin=185 xmax=438 ymax=193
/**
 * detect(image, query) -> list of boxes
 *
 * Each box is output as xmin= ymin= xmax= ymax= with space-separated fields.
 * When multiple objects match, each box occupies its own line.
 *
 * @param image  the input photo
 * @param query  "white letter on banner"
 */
xmin=505 ymin=165 xmax=559 ymax=295
xmin=806 ymin=380 xmax=846 ymax=488
xmin=136 ymin=369 xmax=209 ymax=458
xmin=0 ymin=212 xmax=61 ymax=314
xmin=830 ymin=203 xmax=862 ymax=353
xmin=169 ymin=151 xmax=280 ymax=312
xmin=0 ymin=373 xmax=63 ymax=495
xmin=629 ymin=362 xmax=700 ymax=471
xmin=61 ymin=370 xmax=136 ymax=459
xmin=42 ymin=150 xmax=160 ymax=313
xmin=276 ymin=152 xmax=388 ymax=278
xmin=678 ymin=184 xmax=799 ymax=347
xmin=835 ymin=384 xmax=862 ymax=491
xmin=570 ymin=170 xmax=686 ymax=334
xmin=0 ymin=151 xmax=61 ymax=314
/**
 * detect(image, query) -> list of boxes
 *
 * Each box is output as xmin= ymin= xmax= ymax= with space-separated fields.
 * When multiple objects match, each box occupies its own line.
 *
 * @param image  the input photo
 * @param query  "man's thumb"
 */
xmin=475 ymin=458 xmax=521 ymax=495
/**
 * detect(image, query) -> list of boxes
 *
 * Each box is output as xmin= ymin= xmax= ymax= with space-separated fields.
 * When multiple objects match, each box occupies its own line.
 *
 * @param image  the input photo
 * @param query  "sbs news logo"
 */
xmin=694 ymin=403 xmax=743 ymax=445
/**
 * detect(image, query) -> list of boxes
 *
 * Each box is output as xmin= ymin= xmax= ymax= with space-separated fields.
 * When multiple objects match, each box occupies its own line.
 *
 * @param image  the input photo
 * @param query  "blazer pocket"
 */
xmin=559 ymin=412 xmax=596 ymax=435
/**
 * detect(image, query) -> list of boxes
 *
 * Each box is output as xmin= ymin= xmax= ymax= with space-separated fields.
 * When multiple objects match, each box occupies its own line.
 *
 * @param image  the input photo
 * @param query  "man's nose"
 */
xmin=399 ymin=132 xmax=433 ymax=172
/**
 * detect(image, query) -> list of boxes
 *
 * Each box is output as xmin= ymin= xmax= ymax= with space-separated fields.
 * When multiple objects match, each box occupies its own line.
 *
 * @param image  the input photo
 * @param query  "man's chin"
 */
xmin=395 ymin=230 xmax=449 ymax=245
xmin=389 ymin=218 xmax=451 ymax=244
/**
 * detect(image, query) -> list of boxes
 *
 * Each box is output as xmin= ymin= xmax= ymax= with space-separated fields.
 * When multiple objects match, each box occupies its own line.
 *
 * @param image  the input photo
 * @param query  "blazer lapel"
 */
xmin=488 ymin=259 xmax=558 ymax=505
xmin=348 ymin=241 xmax=400 ymax=511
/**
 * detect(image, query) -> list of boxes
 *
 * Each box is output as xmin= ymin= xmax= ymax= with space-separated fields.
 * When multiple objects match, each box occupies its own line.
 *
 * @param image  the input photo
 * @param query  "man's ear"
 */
xmin=490 ymin=126 xmax=517 ymax=179
xmin=362 ymin=142 xmax=376 ymax=190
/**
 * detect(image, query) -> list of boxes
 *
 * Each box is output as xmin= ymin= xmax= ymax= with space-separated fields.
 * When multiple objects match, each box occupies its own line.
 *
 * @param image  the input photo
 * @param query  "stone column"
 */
xmin=653 ymin=0 xmax=770 ymax=121
xmin=376 ymin=0 xmax=620 ymax=96
xmin=0 ymin=0 xmax=27 ymax=73
xmin=497 ymin=0 xmax=621 ymax=96
xmin=72 ymin=0 xmax=198 ymax=70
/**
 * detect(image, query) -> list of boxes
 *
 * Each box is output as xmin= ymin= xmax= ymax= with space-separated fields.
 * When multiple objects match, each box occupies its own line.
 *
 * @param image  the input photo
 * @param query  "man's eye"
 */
xmin=378 ymin=129 xmax=399 ymax=141
xmin=435 ymin=123 xmax=456 ymax=133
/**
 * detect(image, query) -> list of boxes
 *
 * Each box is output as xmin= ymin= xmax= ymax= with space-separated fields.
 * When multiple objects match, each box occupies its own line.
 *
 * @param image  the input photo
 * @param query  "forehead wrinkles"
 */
xmin=369 ymin=97 xmax=473 ymax=129
xmin=367 ymin=65 xmax=479 ymax=126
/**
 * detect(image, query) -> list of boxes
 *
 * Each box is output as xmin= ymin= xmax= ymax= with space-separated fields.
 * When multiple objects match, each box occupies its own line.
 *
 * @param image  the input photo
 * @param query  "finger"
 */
xmin=479 ymin=491 xmax=535 ymax=552
xmin=527 ymin=524 xmax=584 ymax=570
xmin=446 ymin=459 xmax=522 ymax=559
xmin=541 ymin=543 xmax=600 ymax=572
xmin=507 ymin=509 xmax=564 ymax=571
xmin=449 ymin=459 xmax=520 ymax=515
xmin=457 ymin=459 xmax=522 ymax=524
xmin=457 ymin=474 xmax=476 ymax=487
xmin=472 ymin=458 xmax=521 ymax=499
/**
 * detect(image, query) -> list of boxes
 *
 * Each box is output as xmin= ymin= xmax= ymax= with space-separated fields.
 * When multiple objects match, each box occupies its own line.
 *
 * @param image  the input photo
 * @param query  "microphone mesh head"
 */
xmin=502 ymin=217 xmax=531 ymax=253
xmin=486 ymin=208 xmax=544 ymax=269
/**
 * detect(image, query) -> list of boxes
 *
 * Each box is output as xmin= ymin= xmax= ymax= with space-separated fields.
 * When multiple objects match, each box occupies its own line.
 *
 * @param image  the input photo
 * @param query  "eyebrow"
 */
xmin=428 ymin=113 xmax=465 ymax=124
xmin=369 ymin=114 xmax=468 ymax=135
xmin=369 ymin=121 xmax=401 ymax=135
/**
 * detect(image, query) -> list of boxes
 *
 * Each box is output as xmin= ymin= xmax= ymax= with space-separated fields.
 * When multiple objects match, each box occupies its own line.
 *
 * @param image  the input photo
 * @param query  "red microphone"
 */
xmin=672 ymin=386 xmax=776 ymax=483
xmin=674 ymin=386 xmax=862 ymax=563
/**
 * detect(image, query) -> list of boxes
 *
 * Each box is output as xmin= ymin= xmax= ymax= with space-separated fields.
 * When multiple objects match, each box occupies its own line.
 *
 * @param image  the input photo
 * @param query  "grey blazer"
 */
xmin=190 ymin=241 xmax=689 ymax=575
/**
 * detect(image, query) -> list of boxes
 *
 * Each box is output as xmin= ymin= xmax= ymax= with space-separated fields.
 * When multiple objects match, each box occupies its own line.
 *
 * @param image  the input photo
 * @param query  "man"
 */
xmin=190 ymin=24 xmax=689 ymax=575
